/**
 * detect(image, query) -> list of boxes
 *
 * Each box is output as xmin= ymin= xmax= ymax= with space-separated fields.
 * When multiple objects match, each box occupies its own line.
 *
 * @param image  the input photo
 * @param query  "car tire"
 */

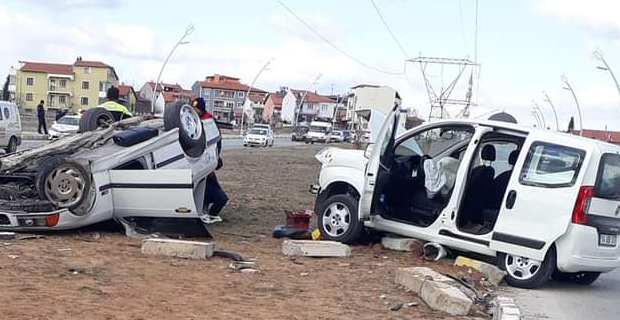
xmin=315 ymin=194 xmax=363 ymax=244
xmin=551 ymin=270 xmax=601 ymax=285
xmin=498 ymin=247 xmax=556 ymax=289
xmin=164 ymin=101 xmax=206 ymax=158
xmin=35 ymin=156 xmax=93 ymax=215
xmin=79 ymin=107 xmax=115 ymax=132
xmin=5 ymin=137 xmax=17 ymax=153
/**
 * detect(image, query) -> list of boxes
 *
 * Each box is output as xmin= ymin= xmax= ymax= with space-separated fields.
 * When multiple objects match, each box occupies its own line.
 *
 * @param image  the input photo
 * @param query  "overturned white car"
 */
xmin=0 ymin=102 xmax=219 ymax=235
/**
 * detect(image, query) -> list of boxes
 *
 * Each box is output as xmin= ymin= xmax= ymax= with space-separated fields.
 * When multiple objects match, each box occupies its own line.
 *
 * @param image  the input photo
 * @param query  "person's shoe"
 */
xmin=201 ymin=214 xmax=223 ymax=224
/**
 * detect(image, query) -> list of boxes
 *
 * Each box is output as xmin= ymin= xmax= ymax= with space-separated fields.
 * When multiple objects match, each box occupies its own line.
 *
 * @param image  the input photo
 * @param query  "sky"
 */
xmin=3 ymin=0 xmax=620 ymax=130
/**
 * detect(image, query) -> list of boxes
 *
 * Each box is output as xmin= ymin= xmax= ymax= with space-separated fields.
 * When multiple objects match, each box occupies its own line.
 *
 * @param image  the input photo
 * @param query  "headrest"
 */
xmin=508 ymin=150 xmax=519 ymax=165
xmin=481 ymin=145 xmax=496 ymax=161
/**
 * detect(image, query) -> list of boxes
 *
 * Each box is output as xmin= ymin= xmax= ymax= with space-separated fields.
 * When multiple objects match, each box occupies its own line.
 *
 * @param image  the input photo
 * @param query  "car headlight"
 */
xmin=315 ymin=147 xmax=334 ymax=164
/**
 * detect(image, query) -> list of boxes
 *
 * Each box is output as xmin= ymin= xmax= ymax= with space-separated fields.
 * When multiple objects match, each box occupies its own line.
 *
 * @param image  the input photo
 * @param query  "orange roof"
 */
xmin=74 ymin=59 xmax=110 ymax=68
xmin=19 ymin=61 xmax=73 ymax=75
xmin=292 ymin=90 xmax=335 ymax=104
xmin=117 ymin=85 xmax=135 ymax=97
xmin=571 ymin=129 xmax=620 ymax=143
xmin=248 ymin=93 xmax=265 ymax=104
xmin=198 ymin=80 xmax=266 ymax=93
xmin=268 ymin=93 xmax=283 ymax=106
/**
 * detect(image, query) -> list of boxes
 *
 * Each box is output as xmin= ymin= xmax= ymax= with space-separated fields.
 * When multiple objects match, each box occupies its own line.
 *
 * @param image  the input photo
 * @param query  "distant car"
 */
xmin=252 ymin=123 xmax=271 ymax=131
xmin=0 ymin=101 xmax=22 ymax=153
xmin=49 ymin=115 xmax=80 ymax=140
xmin=342 ymin=130 xmax=354 ymax=143
xmin=244 ymin=128 xmax=274 ymax=147
xmin=330 ymin=130 xmax=345 ymax=143
xmin=292 ymin=126 xmax=309 ymax=141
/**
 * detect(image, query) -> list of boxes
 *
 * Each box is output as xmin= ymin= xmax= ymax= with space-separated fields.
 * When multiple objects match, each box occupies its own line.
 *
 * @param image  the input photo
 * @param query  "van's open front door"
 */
xmin=490 ymin=136 xmax=588 ymax=261
xmin=359 ymin=106 xmax=401 ymax=220
xmin=107 ymin=169 xmax=198 ymax=218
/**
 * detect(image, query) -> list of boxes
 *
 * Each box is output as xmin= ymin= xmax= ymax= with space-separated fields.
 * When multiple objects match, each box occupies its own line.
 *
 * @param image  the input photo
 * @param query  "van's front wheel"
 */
xmin=498 ymin=247 xmax=556 ymax=289
xmin=315 ymin=194 xmax=363 ymax=244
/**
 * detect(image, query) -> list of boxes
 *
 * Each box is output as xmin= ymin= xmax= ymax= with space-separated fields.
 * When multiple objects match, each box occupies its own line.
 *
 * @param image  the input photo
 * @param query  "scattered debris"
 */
xmin=240 ymin=268 xmax=260 ymax=274
xmin=68 ymin=268 xmax=84 ymax=275
xmin=0 ymin=232 xmax=15 ymax=240
xmin=213 ymin=250 xmax=244 ymax=261
xmin=422 ymin=242 xmax=448 ymax=261
xmin=337 ymin=262 xmax=351 ymax=267
xmin=141 ymin=238 xmax=215 ymax=259
xmin=228 ymin=261 xmax=257 ymax=270
xmin=273 ymin=210 xmax=314 ymax=239
xmin=381 ymin=236 xmax=424 ymax=253
xmin=78 ymin=232 xmax=101 ymax=242
xmin=7 ymin=254 xmax=19 ymax=259
xmin=455 ymin=256 xmax=506 ymax=286
xmin=405 ymin=302 xmax=419 ymax=307
xmin=379 ymin=294 xmax=387 ymax=300
xmin=272 ymin=225 xmax=314 ymax=239
xmin=282 ymin=240 xmax=351 ymax=258
xmin=445 ymin=273 xmax=484 ymax=303
xmin=17 ymin=234 xmax=45 ymax=240
xmin=58 ymin=248 xmax=72 ymax=252
xmin=490 ymin=296 xmax=522 ymax=320
xmin=390 ymin=303 xmax=404 ymax=311
xmin=300 ymin=272 xmax=309 ymax=276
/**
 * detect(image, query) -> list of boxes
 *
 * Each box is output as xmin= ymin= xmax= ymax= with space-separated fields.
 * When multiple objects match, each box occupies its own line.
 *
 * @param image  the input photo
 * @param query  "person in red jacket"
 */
xmin=192 ymin=98 xmax=227 ymax=224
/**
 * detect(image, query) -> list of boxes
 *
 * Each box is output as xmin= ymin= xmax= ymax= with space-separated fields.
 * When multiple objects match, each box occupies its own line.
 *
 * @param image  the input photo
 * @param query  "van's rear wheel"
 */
xmin=552 ymin=270 xmax=601 ymax=285
xmin=315 ymin=194 xmax=363 ymax=244
xmin=498 ymin=247 xmax=556 ymax=289
xmin=5 ymin=137 xmax=17 ymax=153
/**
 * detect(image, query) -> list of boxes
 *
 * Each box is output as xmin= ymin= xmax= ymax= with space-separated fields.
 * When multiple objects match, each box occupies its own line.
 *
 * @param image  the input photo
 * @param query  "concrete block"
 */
xmin=395 ymin=267 xmax=454 ymax=294
xmin=282 ymin=240 xmax=350 ymax=257
xmin=381 ymin=236 xmax=424 ymax=252
xmin=455 ymin=256 xmax=506 ymax=286
xmin=141 ymin=238 xmax=214 ymax=259
xmin=491 ymin=296 xmax=521 ymax=320
xmin=420 ymin=280 xmax=473 ymax=316
xmin=0 ymin=232 xmax=16 ymax=240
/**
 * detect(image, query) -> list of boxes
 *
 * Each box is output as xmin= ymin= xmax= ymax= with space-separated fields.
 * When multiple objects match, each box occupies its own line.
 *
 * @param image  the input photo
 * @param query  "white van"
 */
xmin=306 ymin=121 xmax=332 ymax=143
xmin=312 ymin=105 xmax=620 ymax=288
xmin=0 ymin=101 xmax=22 ymax=153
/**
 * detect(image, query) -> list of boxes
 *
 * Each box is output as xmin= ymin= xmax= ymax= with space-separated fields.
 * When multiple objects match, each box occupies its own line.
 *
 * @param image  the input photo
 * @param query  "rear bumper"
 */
xmin=556 ymin=223 xmax=620 ymax=273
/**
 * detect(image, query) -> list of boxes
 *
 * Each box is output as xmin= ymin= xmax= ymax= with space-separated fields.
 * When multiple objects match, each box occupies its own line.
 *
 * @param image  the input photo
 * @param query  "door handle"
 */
xmin=505 ymin=190 xmax=517 ymax=209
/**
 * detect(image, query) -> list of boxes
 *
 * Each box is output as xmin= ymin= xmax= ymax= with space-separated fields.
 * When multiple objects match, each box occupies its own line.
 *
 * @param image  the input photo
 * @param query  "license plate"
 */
xmin=599 ymin=234 xmax=617 ymax=247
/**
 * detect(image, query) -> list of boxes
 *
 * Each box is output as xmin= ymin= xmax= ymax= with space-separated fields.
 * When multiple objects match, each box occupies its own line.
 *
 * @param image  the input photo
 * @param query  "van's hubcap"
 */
xmin=505 ymin=254 xmax=542 ymax=280
xmin=322 ymin=202 xmax=350 ymax=237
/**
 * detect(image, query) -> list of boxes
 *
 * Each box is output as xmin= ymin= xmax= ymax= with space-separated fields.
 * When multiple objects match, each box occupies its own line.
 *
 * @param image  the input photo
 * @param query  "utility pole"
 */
xmin=542 ymin=91 xmax=560 ymax=131
xmin=240 ymin=58 xmax=273 ymax=135
xmin=294 ymin=73 xmax=322 ymax=127
xmin=561 ymin=74 xmax=583 ymax=136
xmin=593 ymin=48 xmax=620 ymax=119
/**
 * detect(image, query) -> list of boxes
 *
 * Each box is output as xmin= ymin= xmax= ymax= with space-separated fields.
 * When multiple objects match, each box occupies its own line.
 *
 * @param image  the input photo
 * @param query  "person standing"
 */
xmin=98 ymin=86 xmax=132 ymax=121
xmin=37 ymin=100 xmax=48 ymax=134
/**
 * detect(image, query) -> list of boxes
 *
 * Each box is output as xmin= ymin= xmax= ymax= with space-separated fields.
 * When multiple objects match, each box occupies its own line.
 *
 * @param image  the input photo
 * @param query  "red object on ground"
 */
xmin=284 ymin=210 xmax=313 ymax=230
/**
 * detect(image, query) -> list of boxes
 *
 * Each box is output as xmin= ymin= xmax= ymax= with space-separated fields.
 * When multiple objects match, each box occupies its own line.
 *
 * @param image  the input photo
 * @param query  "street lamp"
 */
xmin=532 ymin=101 xmax=547 ymax=129
xmin=239 ymin=58 xmax=273 ymax=135
xmin=151 ymin=24 xmax=194 ymax=113
xmin=531 ymin=110 xmax=542 ymax=128
xmin=561 ymin=74 xmax=583 ymax=136
xmin=594 ymin=48 xmax=620 ymax=103
xmin=294 ymin=73 xmax=322 ymax=126
xmin=542 ymin=91 xmax=560 ymax=130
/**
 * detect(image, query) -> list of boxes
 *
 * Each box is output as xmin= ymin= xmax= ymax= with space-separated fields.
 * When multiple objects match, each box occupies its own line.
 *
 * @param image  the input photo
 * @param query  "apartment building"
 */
xmin=138 ymin=82 xmax=194 ymax=107
xmin=15 ymin=57 xmax=118 ymax=111
xmin=280 ymin=88 xmax=337 ymax=124
xmin=191 ymin=74 xmax=267 ymax=122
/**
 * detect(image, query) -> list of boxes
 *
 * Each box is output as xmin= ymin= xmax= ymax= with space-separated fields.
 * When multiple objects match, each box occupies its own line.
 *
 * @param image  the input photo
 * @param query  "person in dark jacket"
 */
xmin=192 ymin=97 xmax=227 ymax=224
xmin=37 ymin=100 xmax=48 ymax=134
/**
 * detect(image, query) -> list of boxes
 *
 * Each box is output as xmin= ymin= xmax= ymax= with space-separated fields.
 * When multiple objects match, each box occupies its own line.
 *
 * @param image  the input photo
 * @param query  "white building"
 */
xmin=346 ymin=84 xmax=402 ymax=129
xmin=280 ymin=88 xmax=337 ymax=124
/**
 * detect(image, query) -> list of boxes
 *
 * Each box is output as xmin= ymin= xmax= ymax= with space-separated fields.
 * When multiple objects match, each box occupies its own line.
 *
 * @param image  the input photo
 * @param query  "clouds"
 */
xmin=532 ymin=0 xmax=620 ymax=39
xmin=18 ymin=0 xmax=123 ymax=10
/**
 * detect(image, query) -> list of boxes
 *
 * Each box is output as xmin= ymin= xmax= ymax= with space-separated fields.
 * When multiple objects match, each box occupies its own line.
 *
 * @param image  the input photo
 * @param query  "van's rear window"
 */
xmin=595 ymin=153 xmax=620 ymax=199
xmin=519 ymin=142 xmax=585 ymax=188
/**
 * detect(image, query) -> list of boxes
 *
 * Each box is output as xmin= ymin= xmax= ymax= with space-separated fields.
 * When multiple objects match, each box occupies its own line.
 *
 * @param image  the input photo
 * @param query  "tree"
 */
xmin=2 ymin=75 xmax=9 ymax=101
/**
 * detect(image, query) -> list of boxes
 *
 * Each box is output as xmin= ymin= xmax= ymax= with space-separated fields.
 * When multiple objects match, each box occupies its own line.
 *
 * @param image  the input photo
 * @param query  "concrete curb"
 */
xmin=491 ymin=296 xmax=522 ymax=320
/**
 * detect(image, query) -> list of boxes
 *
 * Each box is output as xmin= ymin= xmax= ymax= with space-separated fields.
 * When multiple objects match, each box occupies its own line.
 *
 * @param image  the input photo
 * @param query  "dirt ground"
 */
xmin=0 ymin=144 xmax=491 ymax=320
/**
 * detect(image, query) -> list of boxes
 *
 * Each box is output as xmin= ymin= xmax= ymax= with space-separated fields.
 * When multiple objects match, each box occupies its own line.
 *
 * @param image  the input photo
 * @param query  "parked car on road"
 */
xmin=0 ymin=101 xmax=220 ymax=235
xmin=292 ymin=125 xmax=309 ymax=142
xmin=311 ymin=105 xmax=620 ymax=289
xmin=244 ymin=128 xmax=274 ymax=147
xmin=0 ymin=101 xmax=22 ymax=154
xmin=306 ymin=121 xmax=331 ymax=144
xmin=49 ymin=115 xmax=80 ymax=140
xmin=330 ymin=130 xmax=345 ymax=143
xmin=342 ymin=130 xmax=354 ymax=143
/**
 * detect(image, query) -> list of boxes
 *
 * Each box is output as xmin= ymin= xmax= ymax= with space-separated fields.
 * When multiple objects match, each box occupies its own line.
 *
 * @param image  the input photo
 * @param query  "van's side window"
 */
xmin=519 ymin=142 xmax=585 ymax=188
xmin=3 ymin=107 xmax=9 ymax=119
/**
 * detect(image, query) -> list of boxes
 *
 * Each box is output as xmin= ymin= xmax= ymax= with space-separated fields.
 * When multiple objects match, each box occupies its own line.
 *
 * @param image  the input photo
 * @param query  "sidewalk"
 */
xmin=22 ymin=131 xmax=292 ymax=141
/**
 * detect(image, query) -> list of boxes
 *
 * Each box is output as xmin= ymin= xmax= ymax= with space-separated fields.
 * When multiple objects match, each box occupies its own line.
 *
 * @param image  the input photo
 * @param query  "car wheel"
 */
xmin=164 ymin=101 xmax=206 ymax=158
xmin=498 ymin=247 xmax=556 ymax=289
xmin=35 ymin=156 xmax=93 ymax=215
xmin=552 ymin=270 xmax=601 ymax=285
xmin=5 ymin=137 xmax=17 ymax=153
xmin=269 ymin=140 xmax=274 ymax=147
xmin=315 ymin=194 xmax=363 ymax=244
xmin=79 ymin=107 xmax=115 ymax=132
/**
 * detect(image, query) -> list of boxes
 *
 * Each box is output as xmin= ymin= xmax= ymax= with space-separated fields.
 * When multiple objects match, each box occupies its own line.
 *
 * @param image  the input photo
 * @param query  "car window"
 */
xmin=470 ymin=141 xmax=518 ymax=177
xmin=3 ymin=107 xmax=9 ymax=119
xmin=519 ymin=142 xmax=585 ymax=188
xmin=249 ymin=129 xmax=266 ymax=135
xmin=0 ymin=107 xmax=3 ymax=120
xmin=58 ymin=117 xmax=79 ymax=125
xmin=395 ymin=126 xmax=473 ymax=157
xmin=595 ymin=153 xmax=620 ymax=200
xmin=310 ymin=126 xmax=328 ymax=132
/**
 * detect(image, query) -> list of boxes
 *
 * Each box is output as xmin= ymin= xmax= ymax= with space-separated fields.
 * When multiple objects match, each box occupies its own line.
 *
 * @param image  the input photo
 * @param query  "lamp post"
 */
xmin=542 ymin=91 xmax=560 ymax=130
xmin=294 ymin=73 xmax=322 ymax=126
xmin=151 ymin=24 xmax=194 ymax=113
xmin=531 ymin=111 xmax=542 ymax=128
xmin=561 ymin=74 xmax=583 ymax=136
xmin=239 ymin=58 xmax=273 ymax=136
xmin=594 ymin=48 xmax=620 ymax=113
xmin=533 ymin=101 xmax=547 ymax=129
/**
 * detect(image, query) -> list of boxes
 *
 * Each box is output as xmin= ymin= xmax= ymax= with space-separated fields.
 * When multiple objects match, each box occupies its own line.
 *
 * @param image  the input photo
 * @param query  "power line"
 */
xmin=369 ymin=0 xmax=410 ymax=59
xmin=474 ymin=0 xmax=479 ymax=62
xmin=458 ymin=0 xmax=468 ymax=54
xmin=276 ymin=0 xmax=403 ymax=75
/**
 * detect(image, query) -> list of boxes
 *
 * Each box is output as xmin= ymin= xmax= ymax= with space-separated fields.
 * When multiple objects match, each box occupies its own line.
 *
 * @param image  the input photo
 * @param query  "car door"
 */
xmin=107 ymin=169 xmax=198 ymax=218
xmin=359 ymin=105 xmax=400 ymax=220
xmin=0 ymin=104 xmax=7 ymax=147
xmin=490 ymin=134 xmax=589 ymax=261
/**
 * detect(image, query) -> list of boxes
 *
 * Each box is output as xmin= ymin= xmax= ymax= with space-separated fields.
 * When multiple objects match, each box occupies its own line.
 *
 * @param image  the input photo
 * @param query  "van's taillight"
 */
xmin=572 ymin=186 xmax=594 ymax=225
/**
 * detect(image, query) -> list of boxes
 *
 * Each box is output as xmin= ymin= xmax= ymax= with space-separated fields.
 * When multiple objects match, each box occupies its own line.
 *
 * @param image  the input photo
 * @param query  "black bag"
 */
xmin=113 ymin=127 xmax=158 ymax=147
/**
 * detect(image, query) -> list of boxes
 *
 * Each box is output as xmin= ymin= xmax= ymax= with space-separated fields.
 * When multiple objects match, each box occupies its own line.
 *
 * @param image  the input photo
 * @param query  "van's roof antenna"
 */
xmin=151 ymin=24 xmax=195 ymax=114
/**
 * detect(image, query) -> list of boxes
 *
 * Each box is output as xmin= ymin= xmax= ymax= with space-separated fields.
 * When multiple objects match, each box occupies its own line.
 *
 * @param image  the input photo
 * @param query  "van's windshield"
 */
xmin=310 ymin=126 xmax=328 ymax=133
xmin=595 ymin=153 xmax=620 ymax=199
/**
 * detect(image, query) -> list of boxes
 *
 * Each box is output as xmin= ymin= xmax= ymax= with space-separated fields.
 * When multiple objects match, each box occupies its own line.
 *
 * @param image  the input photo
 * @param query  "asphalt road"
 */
xmin=17 ymin=136 xmax=305 ymax=152
xmin=503 ymin=267 xmax=620 ymax=319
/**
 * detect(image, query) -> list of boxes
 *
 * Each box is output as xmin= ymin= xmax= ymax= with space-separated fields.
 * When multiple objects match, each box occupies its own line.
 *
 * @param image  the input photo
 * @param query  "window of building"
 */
xmin=81 ymin=97 xmax=89 ymax=106
xmin=82 ymin=81 xmax=90 ymax=90
xmin=237 ymin=91 xmax=245 ymax=99
xmin=226 ymin=101 xmax=235 ymax=108
xmin=26 ymin=93 xmax=33 ymax=101
xmin=59 ymin=79 xmax=67 ymax=88
xmin=99 ymin=81 xmax=104 ymax=91
xmin=83 ymin=67 xmax=91 ymax=74
xmin=26 ymin=77 xmax=34 ymax=86
xmin=236 ymin=102 xmax=243 ymax=108
xmin=59 ymin=95 xmax=66 ymax=104
xmin=202 ymin=88 xmax=211 ymax=97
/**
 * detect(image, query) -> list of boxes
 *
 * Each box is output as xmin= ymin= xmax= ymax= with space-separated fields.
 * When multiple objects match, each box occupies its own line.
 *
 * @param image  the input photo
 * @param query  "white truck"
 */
xmin=305 ymin=121 xmax=332 ymax=144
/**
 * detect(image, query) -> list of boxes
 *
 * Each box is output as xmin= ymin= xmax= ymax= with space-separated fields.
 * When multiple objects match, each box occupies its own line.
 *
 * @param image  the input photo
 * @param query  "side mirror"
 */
xmin=364 ymin=143 xmax=374 ymax=159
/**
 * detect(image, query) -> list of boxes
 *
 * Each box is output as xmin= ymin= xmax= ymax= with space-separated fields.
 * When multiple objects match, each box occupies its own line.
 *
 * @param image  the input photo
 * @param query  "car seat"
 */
xmin=462 ymin=144 xmax=496 ymax=225
xmin=482 ymin=149 xmax=520 ymax=226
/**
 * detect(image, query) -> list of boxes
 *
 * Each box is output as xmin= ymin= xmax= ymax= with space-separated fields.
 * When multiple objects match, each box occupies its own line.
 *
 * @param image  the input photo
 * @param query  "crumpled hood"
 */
xmin=315 ymin=147 xmax=367 ymax=169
